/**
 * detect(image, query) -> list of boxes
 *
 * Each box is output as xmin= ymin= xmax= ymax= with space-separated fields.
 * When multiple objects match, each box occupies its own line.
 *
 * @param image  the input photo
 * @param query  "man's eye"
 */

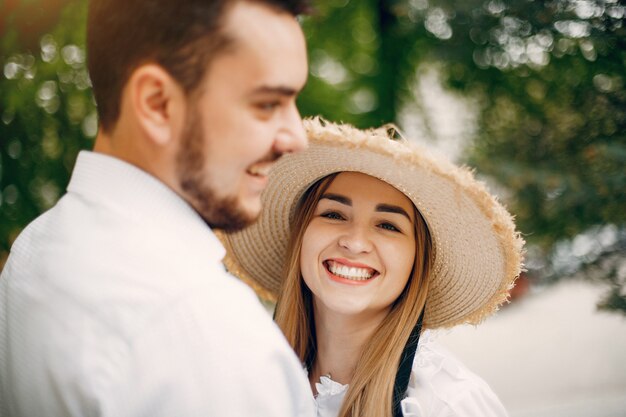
xmin=321 ymin=211 xmax=344 ymax=220
xmin=256 ymin=101 xmax=280 ymax=111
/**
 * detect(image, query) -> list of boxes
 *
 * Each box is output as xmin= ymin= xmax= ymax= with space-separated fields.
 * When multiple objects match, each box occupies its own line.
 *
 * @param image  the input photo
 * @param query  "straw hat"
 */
xmin=220 ymin=119 xmax=524 ymax=328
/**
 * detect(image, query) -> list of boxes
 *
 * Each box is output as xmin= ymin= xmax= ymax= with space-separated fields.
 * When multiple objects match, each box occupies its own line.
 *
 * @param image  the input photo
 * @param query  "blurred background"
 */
xmin=1 ymin=0 xmax=625 ymax=415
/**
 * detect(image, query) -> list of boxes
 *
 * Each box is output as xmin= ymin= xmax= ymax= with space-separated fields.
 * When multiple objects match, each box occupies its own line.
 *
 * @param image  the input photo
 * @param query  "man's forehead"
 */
xmin=208 ymin=2 xmax=307 ymax=90
xmin=222 ymin=1 xmax=303 ymax=49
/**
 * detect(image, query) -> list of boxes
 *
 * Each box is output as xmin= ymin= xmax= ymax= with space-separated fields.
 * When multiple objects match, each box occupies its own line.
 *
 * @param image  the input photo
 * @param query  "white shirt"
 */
xmin=0 ymin=151 xmax=315 ymax=417
xmin=314 ymin=331 xmax=508 ymax=417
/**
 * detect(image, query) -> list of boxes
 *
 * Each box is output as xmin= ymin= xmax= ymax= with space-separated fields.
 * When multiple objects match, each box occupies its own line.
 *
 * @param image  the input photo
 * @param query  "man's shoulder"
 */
xmin=1 ymin=200 xmax=229 ymax=336
xmin=2 ymin=199 xmax=66 ymax=275
xmin=1 ymin=220 xmax=312 ymax=417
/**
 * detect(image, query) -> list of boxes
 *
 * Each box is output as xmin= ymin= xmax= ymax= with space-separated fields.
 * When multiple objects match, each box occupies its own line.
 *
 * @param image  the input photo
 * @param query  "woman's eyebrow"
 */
xmin=375 ymin=204 xmax=412 ymax=221
xmin=321 ymin=194 xmax=412 ymax=221
xmin=320 ymin=193 xmax=351 ymax=206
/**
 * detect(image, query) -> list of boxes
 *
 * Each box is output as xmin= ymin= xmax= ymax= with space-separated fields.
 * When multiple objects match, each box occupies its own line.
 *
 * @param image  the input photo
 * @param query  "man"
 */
xmin=0 ymin=0 xmax=314 ymax=416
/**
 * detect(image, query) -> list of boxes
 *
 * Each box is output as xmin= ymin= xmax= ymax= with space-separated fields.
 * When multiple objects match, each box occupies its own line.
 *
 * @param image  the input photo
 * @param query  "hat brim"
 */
xmin=221 ymin=121 xmax=524 ymax=328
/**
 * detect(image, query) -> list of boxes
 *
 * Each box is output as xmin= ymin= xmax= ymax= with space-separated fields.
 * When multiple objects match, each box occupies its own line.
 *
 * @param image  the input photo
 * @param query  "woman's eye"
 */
xmin=321 ymin=211 xmax=344 ymax=220
xmin=379 ymin=222 xmax=400 ymax=232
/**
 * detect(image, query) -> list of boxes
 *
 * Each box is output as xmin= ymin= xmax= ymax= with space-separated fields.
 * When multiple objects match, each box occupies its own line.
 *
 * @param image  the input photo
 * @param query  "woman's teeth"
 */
xmin=327 ymin=261 xmax=375 ymax=281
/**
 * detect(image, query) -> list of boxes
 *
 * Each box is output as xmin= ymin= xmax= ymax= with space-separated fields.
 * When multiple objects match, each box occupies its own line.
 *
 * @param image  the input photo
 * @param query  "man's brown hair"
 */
xmin=87 ymin=0 xmax=310 ymax=133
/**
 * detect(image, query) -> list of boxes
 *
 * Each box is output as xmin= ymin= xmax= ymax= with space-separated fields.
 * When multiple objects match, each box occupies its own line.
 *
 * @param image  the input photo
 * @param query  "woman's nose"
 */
xmin=337 ymin=225 xmax=373 ymax=254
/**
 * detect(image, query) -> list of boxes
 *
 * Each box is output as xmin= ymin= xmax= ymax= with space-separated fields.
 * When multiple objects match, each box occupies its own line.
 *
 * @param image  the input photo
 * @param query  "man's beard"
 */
xmin=175 ymin=109 xmax=255 ymax=232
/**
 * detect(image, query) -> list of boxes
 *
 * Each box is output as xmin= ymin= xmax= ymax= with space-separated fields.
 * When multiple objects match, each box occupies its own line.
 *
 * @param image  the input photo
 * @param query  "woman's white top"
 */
xmin=313 ymin=331 xmax=508 ymax=417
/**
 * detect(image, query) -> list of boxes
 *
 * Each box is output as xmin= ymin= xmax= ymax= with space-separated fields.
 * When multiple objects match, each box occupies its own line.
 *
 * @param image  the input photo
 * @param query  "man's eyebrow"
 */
xmin=376 ymin=204 xmax=412 ymax=221
xmin=320 ymin=193 xmax=351 ymax=206
xmin=250 ymin=85 xmax=299 ymax=97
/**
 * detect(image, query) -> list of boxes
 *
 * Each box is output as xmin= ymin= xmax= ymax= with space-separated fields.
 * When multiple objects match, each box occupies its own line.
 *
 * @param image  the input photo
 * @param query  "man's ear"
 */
xmin=128 ymin=64 xmax=186 ymax=146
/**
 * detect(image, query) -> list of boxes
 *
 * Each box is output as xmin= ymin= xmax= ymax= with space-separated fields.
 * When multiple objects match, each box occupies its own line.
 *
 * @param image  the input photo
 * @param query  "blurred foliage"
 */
xmin=1 ymin=0 xmax=95 ymax=263
xmin=1 ymin=0 xmax=625 ymax=312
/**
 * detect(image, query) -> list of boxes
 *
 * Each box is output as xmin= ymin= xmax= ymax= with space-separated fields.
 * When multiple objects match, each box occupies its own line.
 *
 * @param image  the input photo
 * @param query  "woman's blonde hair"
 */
xmin=274 ymin=172 xmax=434 ymax=417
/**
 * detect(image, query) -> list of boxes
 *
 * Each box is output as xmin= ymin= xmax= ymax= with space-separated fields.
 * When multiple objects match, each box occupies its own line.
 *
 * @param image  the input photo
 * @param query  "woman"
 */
xmin=220 ymin=119 xmax=524 ymax=417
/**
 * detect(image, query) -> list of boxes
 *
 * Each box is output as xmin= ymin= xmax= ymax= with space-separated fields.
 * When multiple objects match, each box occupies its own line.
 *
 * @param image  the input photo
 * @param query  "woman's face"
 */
xmin=300 ymin=172 xmax=416 ymax=320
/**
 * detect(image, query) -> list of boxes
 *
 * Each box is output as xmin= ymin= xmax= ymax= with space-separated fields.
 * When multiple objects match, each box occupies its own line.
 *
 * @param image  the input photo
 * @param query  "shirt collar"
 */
xmin=67 ymin=150 xmax=226 ymax=263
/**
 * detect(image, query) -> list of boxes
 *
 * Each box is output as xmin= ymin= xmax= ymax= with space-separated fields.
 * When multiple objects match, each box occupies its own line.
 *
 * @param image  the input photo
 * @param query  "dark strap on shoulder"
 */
xmin=392 ymin=310 xmax=424 ymax=417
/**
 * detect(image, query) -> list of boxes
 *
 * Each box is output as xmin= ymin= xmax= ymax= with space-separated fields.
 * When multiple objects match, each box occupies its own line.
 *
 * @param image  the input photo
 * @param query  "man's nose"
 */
xmin=274 ymin=103 xmax=307 ymax=154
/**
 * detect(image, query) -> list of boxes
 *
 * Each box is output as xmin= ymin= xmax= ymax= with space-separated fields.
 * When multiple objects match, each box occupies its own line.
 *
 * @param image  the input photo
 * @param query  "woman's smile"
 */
xmin=323 ymin=259 xmax=380 ymax=285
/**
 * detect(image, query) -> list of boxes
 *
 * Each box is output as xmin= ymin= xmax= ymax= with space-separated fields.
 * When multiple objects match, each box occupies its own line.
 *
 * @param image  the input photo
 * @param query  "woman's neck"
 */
xmin=309 ymin=306 xmax=388 ymax=394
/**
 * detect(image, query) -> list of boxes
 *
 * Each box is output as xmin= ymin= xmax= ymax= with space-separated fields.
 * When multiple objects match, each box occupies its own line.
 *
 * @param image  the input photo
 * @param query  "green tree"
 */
xmin=297 ymin=0 xmax=626 ymax=313
xmin=1 ymin=0 xmax=94 ymax=264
